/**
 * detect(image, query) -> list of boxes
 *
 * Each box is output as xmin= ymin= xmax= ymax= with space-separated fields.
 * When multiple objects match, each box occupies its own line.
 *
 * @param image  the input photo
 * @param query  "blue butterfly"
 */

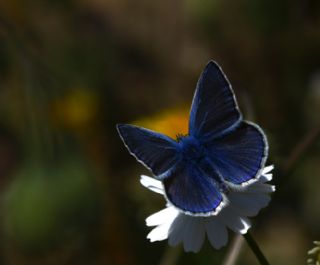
xmin=117 ymin=61 xmax=268 ymax=216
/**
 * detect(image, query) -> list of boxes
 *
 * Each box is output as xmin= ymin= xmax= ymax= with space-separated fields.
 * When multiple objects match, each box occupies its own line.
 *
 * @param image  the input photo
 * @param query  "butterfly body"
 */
xmin=178 ymin=135 xmax=204 ymax=162
xmin=177 ymin=135 xmax=226 ymax=187
xmin=117 ymin=61 xmax=268 ymax=216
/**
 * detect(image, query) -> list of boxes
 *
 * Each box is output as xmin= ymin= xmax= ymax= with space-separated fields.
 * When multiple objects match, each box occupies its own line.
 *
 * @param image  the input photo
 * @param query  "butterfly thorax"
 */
xmin=178 ymin=136 xmax=205 ymax=161
xmin=178 ymin=135 xmax=226 ymax=189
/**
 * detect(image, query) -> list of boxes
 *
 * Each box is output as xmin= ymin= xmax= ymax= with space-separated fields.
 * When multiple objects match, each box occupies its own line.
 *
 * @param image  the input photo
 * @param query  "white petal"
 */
xmin=168 ymin=214 xmax=186 ymax=247
xmin=218 ymin=209 xmax=250 ymax=234
xmin=182 ymin=218 xmax=206 ymax=253
xmin=205 ymin=218 xmax=228 ymax=249
xmin=147 ymin=222 xmax=171 ymax=242
xmin=238 ymin=217 xmax=251 ymax=234
xmin=140 ymin=175 xmax=164 ymax=194
xmin=228 ymin=192 xmax=271 ymax=217
xmin=168 ymin=214 xmax=206 ymax=252
xmin=146 ymin=207 xmax=178 ymax=227
xmin=262 ymin=165 xmax=274 ymax=175
xmin=259 ymin=174 xmax=273 ymax=182
xmin=245 ymin=183 xmax=275 ymax=193
xmin=257 ymin=165 xmax=274 ymax=182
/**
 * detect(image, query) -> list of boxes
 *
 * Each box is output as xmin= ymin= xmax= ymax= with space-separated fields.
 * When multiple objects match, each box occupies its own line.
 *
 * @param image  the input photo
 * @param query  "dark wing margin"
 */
xmin=163 ymin=163 xmax=227 ymax=216
xmin=116 ymin=124 xmax=179 ymax=179
xmin=189 ymin=61 xmax=242 ymax=140
xmin=205 ymin=121 xmax=268 ymax=186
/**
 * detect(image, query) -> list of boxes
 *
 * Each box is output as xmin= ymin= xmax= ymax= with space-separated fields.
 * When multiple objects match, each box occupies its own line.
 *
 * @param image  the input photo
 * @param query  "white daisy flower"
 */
xmin=140 ymin=165 xmax=275 ymax=253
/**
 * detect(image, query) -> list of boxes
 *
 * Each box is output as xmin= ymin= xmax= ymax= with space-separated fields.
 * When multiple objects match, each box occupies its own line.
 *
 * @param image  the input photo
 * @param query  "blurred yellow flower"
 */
xmin=134 ymin=107 xmax=189 ymax=139
xmin=51 ymin=88 xmax=98 ymax=131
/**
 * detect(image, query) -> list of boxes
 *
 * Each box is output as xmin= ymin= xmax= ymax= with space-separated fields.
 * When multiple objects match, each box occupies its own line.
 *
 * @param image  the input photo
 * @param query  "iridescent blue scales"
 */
xmin=117 ymin=61 xmax=268 ymax=216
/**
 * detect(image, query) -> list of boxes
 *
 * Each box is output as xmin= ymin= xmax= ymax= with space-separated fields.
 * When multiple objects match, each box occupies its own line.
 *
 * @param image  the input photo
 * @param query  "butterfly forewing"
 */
xmin=117 ymin=124 xmax=179 ymax=179
xmin=189 ymin=61 xmax=242 ymax=140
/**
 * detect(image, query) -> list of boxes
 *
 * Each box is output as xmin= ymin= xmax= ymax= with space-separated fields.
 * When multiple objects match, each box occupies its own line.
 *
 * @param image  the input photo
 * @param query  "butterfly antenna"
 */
xmin=176 ymin=133 xmax=187 ymax=142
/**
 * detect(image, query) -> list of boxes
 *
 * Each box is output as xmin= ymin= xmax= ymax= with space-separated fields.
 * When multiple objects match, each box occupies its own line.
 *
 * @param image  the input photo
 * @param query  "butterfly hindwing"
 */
xmin=189 ymin=61 xmax=242 ymax=140
xmin=205 ymin=121 xmax=268 ymax=186
xmin=163 ymin=162 xmax=225 ymax=216
xmin=117 ymin=124 xmax=179 ymax=179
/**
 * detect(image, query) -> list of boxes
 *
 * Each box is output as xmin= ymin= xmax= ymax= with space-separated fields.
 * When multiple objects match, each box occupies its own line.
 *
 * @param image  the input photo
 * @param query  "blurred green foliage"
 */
xmin=4 ymin=159 xmax=98 ymax=250
xmin=0 ymin=0 xmax=319 ymax=265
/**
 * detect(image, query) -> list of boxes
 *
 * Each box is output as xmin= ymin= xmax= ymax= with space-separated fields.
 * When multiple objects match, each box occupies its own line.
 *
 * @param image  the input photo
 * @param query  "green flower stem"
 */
xmin=244 ymin=232 xmax=270 ymax=265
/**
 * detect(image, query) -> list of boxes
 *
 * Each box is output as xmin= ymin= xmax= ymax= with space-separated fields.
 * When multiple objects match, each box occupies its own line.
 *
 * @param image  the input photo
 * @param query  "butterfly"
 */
xmin=117 ymin=61 xmax=268 ymax=216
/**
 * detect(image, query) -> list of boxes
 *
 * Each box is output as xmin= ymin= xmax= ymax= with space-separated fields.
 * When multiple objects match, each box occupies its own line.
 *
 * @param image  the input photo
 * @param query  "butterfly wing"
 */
xmin=189 ymin=61 xmax=267 ymax=186
xmin=205 ymin=121 xmax=268 ymax=186
xmin=189 ymin=61 xmax=242 ymax=140
xmin=117 ymin=124 xmax=179 ymax=179
xmin=163 ymin=162 xmax=226 ymax=216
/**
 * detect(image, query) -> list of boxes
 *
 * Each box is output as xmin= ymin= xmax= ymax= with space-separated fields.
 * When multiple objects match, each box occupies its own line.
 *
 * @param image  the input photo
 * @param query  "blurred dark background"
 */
xmin=0 ymin=1 xmax=319 ymax=265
